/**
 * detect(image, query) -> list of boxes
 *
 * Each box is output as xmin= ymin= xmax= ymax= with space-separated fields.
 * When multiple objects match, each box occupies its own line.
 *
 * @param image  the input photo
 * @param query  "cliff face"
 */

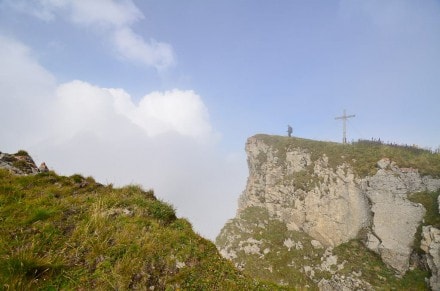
xmin=217 ymin=135 xmax=440 ymax=289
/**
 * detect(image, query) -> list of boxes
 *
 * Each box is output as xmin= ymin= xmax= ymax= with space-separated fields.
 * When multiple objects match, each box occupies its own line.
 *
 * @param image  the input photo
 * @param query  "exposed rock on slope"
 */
xmin=0 ymin=150 xmax=40 ymax=175
xmin=217 ymin=134 xmax=440 ymax=289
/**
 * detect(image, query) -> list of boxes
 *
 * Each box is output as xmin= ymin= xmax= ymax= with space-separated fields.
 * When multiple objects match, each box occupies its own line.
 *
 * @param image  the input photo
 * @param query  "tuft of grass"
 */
xmin=14 ymin=150 xmax=30 ymax=157
xmin=146 ymin=199 xmax=177 ymax=225
xmin=70 ymin=173 xmax=85 ymax=184
xmin=26 ymin=208 xmax=57 ymax=224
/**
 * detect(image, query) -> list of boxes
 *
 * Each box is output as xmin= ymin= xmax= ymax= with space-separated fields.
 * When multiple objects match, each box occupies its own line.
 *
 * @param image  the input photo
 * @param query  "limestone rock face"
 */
xmin=421 ymin=226 xmax=440 ymax=291
xmin=238 ymin=136 xmax=371 ymax=247
xmin=364 ymin=162 xmax=426 ymax=273
xmin=219 ymin=135 xmax=440 ymax=282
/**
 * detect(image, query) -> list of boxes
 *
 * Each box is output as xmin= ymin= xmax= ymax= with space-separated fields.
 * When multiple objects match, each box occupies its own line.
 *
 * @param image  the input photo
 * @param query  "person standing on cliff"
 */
xmin=287 ymin=125 xmax=293 ymax=137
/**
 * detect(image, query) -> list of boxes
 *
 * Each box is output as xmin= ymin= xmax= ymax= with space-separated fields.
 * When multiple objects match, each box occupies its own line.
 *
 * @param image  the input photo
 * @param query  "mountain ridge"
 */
xmin=0 ymin=149 xmax=282 ymax=290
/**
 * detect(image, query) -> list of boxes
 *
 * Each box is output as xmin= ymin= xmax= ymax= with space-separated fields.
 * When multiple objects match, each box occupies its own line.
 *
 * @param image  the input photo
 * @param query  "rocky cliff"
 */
xmin=217 ymin=134 xmax=440 ymax=290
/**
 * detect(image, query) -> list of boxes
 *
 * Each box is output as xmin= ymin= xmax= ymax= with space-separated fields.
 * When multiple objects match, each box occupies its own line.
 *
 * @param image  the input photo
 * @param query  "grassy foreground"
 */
xmin=0 ymin=169 xmax=280 ymax=290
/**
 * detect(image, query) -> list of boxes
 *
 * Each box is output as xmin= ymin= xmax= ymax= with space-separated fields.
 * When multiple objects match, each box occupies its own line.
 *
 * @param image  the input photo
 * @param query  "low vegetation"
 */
xmin=409 ymin=190 xmax=440 ymax=228
xmin=333 ymin=240 xmax=428 ymax=290
xmin=0 ymin=169 xmax=280 ymax=290
xmin=409 ymin=190 xmax=440 ymax=253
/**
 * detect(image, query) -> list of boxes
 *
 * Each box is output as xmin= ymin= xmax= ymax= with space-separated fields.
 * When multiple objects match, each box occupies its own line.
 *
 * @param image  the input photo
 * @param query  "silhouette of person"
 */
xmin=287 ymin=125 xmax=293 ymax=137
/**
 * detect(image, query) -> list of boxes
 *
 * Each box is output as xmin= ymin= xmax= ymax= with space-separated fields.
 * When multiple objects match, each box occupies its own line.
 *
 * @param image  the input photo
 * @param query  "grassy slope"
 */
xmin=0 ymin=169 xmax=283 ymax=290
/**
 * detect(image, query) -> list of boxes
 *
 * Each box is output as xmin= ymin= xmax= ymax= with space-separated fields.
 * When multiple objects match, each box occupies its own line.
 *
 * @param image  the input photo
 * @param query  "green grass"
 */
xmin=409 ymin=190 xmax=440 ymax=228
xmin=254 ymin=134 xmax=440 ymax=178
xmin=14 ymin=150 xmax=30 ymax=157
xmin=333 ymin=240 xmax=428 ymax=290
xmin=0 ymin=169 xmax=282 ymax=290
xmin=408 ymin=190 xmax=440 ymax=253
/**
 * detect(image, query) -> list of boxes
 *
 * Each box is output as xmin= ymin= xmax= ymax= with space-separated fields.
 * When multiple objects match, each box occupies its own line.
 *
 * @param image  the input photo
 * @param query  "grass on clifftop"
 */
xmin=0 ymin=169 xmax=280 ymax=290
xmin=254 ymin=134 xmax=440 ymax=178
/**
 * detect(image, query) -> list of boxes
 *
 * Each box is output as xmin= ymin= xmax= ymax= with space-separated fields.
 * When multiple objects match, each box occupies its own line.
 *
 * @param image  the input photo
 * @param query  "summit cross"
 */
xmin=335 ymin=109 xmax=355 ymax=144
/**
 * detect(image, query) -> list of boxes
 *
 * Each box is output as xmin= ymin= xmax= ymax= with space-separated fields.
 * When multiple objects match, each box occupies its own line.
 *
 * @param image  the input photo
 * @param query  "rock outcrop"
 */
xmin=217 ymin=134 xmax=440 ymax=289
xmin=0 ymin=150 xmax=41 ymax=175
xmin=238 ymin=137 xmax=371 ymax=247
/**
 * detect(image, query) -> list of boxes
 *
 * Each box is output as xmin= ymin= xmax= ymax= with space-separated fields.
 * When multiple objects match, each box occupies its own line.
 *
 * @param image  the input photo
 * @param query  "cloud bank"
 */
xmin=0 ymin=35 xmax=245 ymax=240
xmin=4 ymin=0 xmax=174 ymax=69
xmin=54 ymin=81 xmax=213 ymax=142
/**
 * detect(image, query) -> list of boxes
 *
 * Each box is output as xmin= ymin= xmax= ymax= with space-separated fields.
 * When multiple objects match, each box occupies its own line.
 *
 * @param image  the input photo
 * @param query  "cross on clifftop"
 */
xmin=335 ymin=109 xmax=355 ymax=144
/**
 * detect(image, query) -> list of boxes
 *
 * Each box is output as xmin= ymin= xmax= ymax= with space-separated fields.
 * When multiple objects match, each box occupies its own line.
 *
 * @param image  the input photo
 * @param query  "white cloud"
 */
xmin=1 ymin=0 xmax=61 ymax=21
xmin=131 ymin=89 xmax=213 ymax=139
xmin=53 ymin=80 xmax=119 ymax=141
xmin=5 ymin=0 xmax=175 ymax=69
xmin=67 ymin=0 xmax=143 ymax=28
xmin=53 ymin=80 xmax=213 ymax=141
xmin=112 ymin=27 xmax=175 ymax=70
xmin=0 ymin=35 xmax=243 ymax=240
xmin=0 ymin=35 xmax=56 ymax=150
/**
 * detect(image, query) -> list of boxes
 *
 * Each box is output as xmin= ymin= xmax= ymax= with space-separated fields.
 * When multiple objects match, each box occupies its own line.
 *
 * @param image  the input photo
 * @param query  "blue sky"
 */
xmin=1 ymin=0 xmax=440 ymax=239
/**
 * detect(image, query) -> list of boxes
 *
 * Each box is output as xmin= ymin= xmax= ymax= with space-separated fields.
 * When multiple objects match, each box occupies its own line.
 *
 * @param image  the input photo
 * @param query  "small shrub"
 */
xmin=70 ymin=174 xmax=85 ymax=183
xmin=147 ymin=200 xmax=176 ymax=225
xmin=14 ymin=150 xmax=29 ymax=157
xmin=27 ymin=208 xmax=56 ymax=224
